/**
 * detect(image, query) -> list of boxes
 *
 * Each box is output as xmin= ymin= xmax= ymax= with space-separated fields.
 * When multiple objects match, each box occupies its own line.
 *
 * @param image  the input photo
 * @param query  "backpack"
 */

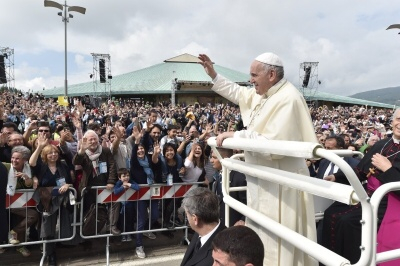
xmin=82 ymin=203 xmax=107 ymax=235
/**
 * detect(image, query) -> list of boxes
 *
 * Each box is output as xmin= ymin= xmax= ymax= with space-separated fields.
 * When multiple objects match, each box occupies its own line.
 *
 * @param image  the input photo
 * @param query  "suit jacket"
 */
xmin=180 ymin=223 xmax=226 ymax=266
xmin=316 ymin=157 xmax=359 ymax=180
xmin=214 ymin=170 xmax=247 ymax=226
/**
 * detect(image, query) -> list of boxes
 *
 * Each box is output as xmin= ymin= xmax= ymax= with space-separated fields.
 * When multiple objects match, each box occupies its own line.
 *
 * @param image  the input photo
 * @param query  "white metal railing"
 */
xmin=208 ymin=137 xmax=399 ymax=266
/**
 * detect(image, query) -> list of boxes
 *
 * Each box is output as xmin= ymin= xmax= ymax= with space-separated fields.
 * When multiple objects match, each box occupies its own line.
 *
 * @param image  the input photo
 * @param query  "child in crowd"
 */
xmin=113 ymin=168 xmax=140 ymax=242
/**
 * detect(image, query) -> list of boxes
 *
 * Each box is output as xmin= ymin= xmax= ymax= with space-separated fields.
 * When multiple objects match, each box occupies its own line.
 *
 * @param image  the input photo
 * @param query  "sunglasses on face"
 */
xmin=38 ymin=129 xmax=50 ymax=133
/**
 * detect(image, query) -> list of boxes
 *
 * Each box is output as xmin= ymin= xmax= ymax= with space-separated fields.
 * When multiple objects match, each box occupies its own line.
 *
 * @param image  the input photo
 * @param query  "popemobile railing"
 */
xmin=207 ymin=137 xmax=400 ymax=266
xmin=80 ymin=182 xmax=200 ymax=266
xmin=3 ymin=187 xmax=78 ymax=266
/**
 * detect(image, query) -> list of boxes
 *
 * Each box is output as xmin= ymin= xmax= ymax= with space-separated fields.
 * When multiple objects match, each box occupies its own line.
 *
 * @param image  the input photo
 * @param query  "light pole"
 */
xmin=44 ymin=0 xmax=86 ymax=97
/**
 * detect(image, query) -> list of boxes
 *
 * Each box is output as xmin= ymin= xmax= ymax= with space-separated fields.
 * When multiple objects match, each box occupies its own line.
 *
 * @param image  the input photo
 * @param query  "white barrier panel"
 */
xmin=208 ymin=137 xmax=321 ymax=159
xmin=222 ymin=158 xmax=358 ymax=205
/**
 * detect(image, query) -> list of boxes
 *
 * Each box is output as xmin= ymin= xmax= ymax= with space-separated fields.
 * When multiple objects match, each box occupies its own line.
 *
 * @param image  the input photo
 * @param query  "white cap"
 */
xmin=255 ymin=52 xmax=283 ymax=67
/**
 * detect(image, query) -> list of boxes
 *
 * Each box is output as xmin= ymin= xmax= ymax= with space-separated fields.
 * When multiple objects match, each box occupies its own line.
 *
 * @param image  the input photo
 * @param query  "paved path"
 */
xmin=1 ymin=230 xmax=189 ymax=266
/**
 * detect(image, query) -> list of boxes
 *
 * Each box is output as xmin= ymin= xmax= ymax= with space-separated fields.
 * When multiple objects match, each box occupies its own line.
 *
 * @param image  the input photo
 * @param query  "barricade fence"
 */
xmin=208 ymin=137 xmax=400 ymax=266
xmin=80 ymin=183 xmax=198 ymax=238
xmin=3 ymin=188 xmax=78 ymax=266
xmin=2 ymin=183 xmax=199 ymax=266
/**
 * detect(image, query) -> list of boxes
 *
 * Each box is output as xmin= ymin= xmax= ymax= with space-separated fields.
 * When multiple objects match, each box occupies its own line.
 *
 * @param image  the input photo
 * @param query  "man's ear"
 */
xmin=193 ymin=214 xmax=199 ymax=226
xmin=268 ymin=69 xmax=276 ymax=81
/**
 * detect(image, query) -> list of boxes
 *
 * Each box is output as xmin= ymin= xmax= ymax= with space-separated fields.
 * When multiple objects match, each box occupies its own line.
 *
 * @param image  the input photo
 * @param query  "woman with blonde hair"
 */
xmin=29 ymin=134 xmax=72 ymax=266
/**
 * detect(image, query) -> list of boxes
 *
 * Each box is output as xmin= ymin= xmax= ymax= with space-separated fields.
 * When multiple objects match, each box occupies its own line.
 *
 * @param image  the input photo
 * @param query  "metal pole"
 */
xmin=171 ymin=79 xmax=176 ymax=107
xmin=64 ymin=0 xmax=68 ymax=96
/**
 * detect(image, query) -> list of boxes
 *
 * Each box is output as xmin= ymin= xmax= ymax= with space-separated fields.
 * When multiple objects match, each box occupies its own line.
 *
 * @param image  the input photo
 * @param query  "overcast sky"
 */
xmin=1 ymin=0 xmax=400 ymax=96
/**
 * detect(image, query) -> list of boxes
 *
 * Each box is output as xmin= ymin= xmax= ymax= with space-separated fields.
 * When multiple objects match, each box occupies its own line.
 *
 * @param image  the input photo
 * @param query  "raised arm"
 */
xmin=198 ymin=54 xmax=217 ymax=79
xmin=29 ymin=134 xmax=48 ymax=167
xmin=152 ymin=141 xmax=161 ymax=164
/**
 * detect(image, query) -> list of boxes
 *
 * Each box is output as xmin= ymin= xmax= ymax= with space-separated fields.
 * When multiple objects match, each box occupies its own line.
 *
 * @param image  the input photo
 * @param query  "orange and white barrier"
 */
xmin=96 ymin=184 xmax=195 ymax=203
xmin=6 ymin=191 xmax=36 ymax=209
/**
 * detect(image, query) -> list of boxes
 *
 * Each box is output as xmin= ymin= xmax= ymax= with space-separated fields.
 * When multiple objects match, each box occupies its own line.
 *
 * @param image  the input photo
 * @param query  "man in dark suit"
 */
xmin=316 ymin=135 xmax=359 ymax=180
xmin=210 ymin=148 xmax=247 ymax=226
xmin=315 ymin=135 xmax=360 ymax=250
xmin=180 ymin=187 xmax=226 ymax=266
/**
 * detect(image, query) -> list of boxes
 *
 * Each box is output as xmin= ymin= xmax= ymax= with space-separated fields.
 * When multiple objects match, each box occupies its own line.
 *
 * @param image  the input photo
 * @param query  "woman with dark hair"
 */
xmin=182 ymin=142 xmax=206 ymax=183
xmin=130 ymin=126 xmax=161 ymax=259
xmin=29 ymin=134 xmax=72 ymax=266
xmin=161 ymin=143 xmax=184 ymax=183
xmin=160 ymin=143 xmax=185 ymax=230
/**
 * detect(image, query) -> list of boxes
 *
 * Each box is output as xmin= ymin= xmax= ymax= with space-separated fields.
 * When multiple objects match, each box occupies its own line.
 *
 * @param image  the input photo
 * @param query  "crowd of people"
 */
xmin=0 ymin=58 xmax=398 ymax=265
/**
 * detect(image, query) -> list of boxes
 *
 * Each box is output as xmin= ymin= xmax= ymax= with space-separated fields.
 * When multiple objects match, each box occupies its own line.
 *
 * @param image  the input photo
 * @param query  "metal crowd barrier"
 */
xmin=3 ymin=188 xmax=78 ymax=266
xmin=208 ymin=137 xmax=400 ymax=266
xmin=80 ymin=182 xmax=199 ymax=266
xmin=2 ymin=182 xmax=201 ymax=266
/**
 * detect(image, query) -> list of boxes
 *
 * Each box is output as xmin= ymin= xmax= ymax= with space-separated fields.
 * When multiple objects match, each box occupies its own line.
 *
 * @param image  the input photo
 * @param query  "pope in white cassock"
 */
xmin=199 ymin=53 xmax=318 ymax=266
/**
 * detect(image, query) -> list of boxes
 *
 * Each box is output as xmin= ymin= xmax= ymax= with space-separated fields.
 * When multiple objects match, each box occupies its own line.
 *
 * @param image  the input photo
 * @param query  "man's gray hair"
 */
xmin=393 ymin=108 xmax=400 ymax=119
xmin=261 ymin=64 xmax=284 ymax=80
xmin=181 ymin=187 xmax=219 ymax=224
xmin=11 ymin=145 xmax=31 ymax=160
xmin=84 ymin=129 xmax=99 ymax=142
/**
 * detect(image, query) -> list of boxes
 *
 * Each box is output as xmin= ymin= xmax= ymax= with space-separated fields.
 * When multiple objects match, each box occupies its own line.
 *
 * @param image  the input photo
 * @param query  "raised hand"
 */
xmin=146 ymin=117 xmax=153 ymax=131
xmin=79 ymin=137 xmax=90 ymax=154
xmin=132 ymin=126 xmax=142 ymax=143
xmin=113 ymin=126 xmax=124 ymax=139
xmin=191 ymin=142 xmax=198 ymax=153
xmin=77 ymin=100 xmax=86 ymax=115
xmin=198 ymin=54 xmax=217 ymax=79
xmin=37 ymin=134 xmax=49 ymax=149
xmin=60 ymin=129 xmax=70 ymax=144
xmin=72 ymin=116 xmax=82 ymax=129
xmin=28 ymin=120 xmax=38 ymax=131
xmin=0 ymin=132 xmax=8 ymax=147
xmin=153 ymin=141 xmax=161 ymax=155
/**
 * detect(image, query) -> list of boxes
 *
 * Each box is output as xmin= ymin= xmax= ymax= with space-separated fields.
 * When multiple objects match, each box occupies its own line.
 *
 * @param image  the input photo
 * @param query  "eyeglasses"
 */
xmin=38 ymin=129 xmax=50 ymax=133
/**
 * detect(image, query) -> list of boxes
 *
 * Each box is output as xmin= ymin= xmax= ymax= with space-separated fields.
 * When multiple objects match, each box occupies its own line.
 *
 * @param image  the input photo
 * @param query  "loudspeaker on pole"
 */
xmin=99 ymin=59 xmax=106 ymax=83
xmin=0 ymin=55 xmax=7 ymax=84
xmin=302 ymin=66 xmax=311 ymax=88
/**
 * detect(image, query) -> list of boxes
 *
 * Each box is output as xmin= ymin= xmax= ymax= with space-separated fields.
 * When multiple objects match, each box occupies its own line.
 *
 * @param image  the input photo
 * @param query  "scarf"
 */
xmin=86 ymin=145 xmax=102 ymax=176
xmin=138 ymin=156 xmax=154 ymax=184
xmin=7 ymin=162 xmax=32 ymax=196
